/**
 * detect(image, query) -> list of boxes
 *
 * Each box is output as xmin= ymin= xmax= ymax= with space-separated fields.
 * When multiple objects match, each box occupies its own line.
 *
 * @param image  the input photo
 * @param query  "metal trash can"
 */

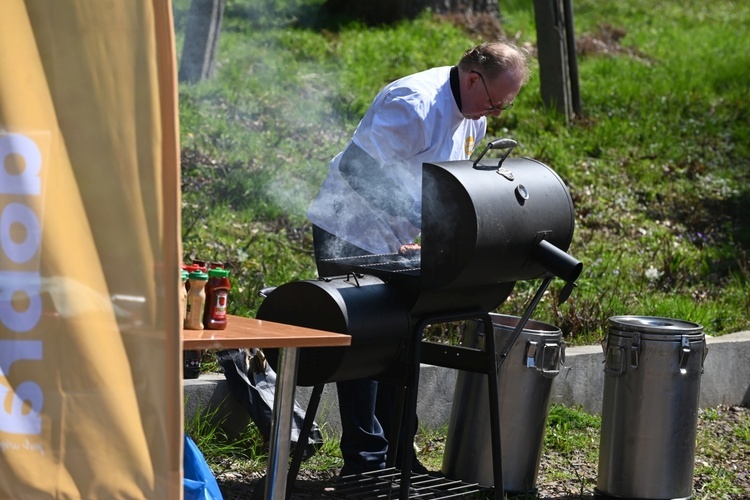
xmin=441 ymin=313 xmax=564 ymax=494
xmin=596 ymin=316 xmax=708 ymax=499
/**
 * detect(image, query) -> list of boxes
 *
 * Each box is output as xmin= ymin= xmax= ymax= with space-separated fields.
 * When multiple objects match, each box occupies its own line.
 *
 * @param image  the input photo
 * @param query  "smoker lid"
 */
xmin=420 ymin=157 xmax=576 ymax=289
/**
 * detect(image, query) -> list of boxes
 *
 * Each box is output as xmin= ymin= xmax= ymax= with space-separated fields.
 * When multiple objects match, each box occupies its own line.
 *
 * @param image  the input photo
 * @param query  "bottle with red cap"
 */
xmin=183 ymin=269 xmax=208 ymax=379
xmin=184 ymin=270 xmax=208 ymax=330
xmin=203 ymin=268 xmax=231 ymax=330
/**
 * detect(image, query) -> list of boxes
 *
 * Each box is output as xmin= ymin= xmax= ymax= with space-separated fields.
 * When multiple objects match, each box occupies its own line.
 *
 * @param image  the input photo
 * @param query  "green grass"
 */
xmin=174 ymin=0 xmax=750 ymax=346
xmin=185 ymin=399 xmax=266 ymax=465
xmin=544 ymin=405 xmax=600 ymax=455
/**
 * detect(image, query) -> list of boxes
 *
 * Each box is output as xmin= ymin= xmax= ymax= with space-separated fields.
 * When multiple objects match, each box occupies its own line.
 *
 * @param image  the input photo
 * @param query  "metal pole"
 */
xmin=496 ymin=277 xmax=554 ymax=368
xmin=264 ymin=347 xmax=299 ymax=500
xmin=563 ymin=0 xmax=582 ymax=116
xmin=482 ymin=312 xmax=505 ymax=499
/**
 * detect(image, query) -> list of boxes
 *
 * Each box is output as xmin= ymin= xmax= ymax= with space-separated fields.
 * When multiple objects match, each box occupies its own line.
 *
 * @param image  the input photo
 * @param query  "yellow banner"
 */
xmin=0 ymin=1 xmax=182 ymax=498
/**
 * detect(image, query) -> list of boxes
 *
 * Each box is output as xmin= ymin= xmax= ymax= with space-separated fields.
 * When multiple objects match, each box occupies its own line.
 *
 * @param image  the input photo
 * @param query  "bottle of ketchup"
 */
xmin=203 ymin=268 xmax=231 ymax=330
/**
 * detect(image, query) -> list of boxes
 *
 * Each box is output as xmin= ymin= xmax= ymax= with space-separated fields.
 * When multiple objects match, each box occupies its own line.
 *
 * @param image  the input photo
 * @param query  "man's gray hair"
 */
xmin=458 ymin=38 xmax=530 ymax=83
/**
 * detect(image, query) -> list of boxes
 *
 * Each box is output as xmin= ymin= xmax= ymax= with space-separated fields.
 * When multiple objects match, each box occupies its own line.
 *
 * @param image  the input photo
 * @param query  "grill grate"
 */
xmin=320 ymin=253 xmax=421 ymax=283
xmin=317 ymin=468 xmax=493 ymax=499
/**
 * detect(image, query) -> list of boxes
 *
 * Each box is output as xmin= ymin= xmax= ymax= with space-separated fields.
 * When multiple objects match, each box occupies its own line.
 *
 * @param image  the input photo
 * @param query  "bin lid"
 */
xmin=608 ymin=315 xmax=704 ymax=341
xmin=491 ymin=313 xmax=561 ymax=335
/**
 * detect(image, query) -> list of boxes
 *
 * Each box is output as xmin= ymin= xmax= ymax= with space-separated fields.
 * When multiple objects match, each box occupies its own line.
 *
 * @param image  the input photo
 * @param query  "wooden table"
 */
xmin=183 ymin=315 xmax=350 ymax=500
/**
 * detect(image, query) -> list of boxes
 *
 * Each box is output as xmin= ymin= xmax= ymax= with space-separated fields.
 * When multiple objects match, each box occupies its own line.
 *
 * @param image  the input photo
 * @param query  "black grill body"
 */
xmin=259 ymin=153 xmax=580 ymax=386
xmin=254 ymin=144 xmax=583 ymax=499
xmin=256 ymin=275 xmax=412 ymax=386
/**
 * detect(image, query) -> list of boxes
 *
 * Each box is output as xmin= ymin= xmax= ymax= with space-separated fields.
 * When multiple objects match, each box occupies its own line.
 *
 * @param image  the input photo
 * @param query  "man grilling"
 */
xmin=307 ymin=38 xmax=530 ymax=479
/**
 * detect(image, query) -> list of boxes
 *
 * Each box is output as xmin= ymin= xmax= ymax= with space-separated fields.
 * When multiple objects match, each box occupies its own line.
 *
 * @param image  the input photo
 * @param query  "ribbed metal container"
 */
xmin=596 ymin=316 xmax=707 ymax=500
xmin=441 ymin=313 xmax=564 ymax=494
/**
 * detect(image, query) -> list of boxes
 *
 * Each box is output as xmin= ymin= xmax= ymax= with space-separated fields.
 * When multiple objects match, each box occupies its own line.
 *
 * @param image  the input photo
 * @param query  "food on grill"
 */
xmin=399 ymin=243 xmax=421 ymax=256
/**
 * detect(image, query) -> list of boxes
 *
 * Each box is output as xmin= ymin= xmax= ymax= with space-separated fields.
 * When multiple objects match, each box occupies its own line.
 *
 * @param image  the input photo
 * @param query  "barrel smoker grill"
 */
xmin=257 ymin=140 xmax=583 ymax=499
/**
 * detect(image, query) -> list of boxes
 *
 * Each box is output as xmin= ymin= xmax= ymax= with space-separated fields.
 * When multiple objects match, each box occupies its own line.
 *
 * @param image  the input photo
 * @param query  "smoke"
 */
xmin=265 ymin=174 xmax=318 ymax=221
xmin=175 ymin=0 xmax=351 ymax=223
xmin=175 ymin=2 xmax=466 ymax=262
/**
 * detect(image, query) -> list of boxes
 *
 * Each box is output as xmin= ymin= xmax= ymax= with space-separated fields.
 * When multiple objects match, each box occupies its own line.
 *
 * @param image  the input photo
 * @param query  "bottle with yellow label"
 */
xmin=184 ymin=270 xmax=208 ymax=330
xmin=183 ymin=270 xmax=208 ymax=379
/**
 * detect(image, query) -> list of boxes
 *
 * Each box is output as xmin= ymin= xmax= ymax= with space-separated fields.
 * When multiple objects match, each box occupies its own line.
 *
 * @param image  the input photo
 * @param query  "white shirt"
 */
xmin=307 ymin=66 xmax=486 ymax=254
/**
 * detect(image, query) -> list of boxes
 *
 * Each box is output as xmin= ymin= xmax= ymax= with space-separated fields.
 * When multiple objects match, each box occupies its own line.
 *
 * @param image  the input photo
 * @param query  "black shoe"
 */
xmin=411 ymin=458 xmax=430 ymax=475
xmin=398 ymin=455 xmax=444 ymax=477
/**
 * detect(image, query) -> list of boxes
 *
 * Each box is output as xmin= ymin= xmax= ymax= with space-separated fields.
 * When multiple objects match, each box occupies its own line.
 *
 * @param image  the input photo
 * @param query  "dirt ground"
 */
xmin=214 ymin=405 xmax=749 ymax=499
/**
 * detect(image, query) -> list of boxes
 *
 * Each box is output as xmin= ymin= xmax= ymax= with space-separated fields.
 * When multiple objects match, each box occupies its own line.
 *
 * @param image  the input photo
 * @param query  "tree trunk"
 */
xmin=179 ymin=0 xmax=226 ymax=83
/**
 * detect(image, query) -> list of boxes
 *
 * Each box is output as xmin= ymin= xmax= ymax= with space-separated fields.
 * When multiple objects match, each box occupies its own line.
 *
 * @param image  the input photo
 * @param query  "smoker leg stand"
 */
xmin=482 ymin=313 xmax=505 ymax=499
xmin=398 ymin=322 xmax=427 ymax=499
xmin=386 ymin=383 xmax=406 ymax=469
xmin=284 ymin=384 xmax=325 ymax=500
xmin=264 ymin=347 xmax=299 ymax=500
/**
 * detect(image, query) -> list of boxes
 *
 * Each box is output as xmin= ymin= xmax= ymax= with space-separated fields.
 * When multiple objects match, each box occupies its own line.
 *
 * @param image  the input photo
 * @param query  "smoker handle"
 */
xmin=472 ymin=138 xmax=517 ymax=168
xmin=534 ymin=239 xmax=583 ymax=283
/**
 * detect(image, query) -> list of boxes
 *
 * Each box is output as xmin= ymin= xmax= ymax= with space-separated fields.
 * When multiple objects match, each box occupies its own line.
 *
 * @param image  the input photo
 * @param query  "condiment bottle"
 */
xmin=183 ymin=350 xmax=201 ymax=380
xmin=182 ymin=264 xmax=201 ymax=291
xmin=180 ymin=270 xmax=189 ymax=324
xmin=184 ymin=270 xmax=208 ymax=330
xmin=183 ymin=270 xmax=207 ymax=379
xmin=203 ymin=268 xmax=231 ymax=330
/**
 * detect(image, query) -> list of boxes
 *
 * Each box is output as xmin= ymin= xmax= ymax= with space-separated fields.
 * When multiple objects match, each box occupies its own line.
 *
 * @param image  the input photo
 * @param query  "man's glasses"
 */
xmin=472 ymin=70 xmax=514 ymax=112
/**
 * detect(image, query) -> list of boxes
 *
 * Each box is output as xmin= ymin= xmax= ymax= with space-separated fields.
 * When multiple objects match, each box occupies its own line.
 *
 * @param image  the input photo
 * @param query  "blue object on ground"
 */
xmin=184 ymin=433 xmax=223 ymax=500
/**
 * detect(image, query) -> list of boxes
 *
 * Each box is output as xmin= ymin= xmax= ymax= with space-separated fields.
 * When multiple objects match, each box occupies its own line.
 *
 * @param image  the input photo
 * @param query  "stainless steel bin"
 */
xmin=596 ymin=316 xmax=707 ymax=499
xmin=441 ymin=313 xmax=564 ymax=494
